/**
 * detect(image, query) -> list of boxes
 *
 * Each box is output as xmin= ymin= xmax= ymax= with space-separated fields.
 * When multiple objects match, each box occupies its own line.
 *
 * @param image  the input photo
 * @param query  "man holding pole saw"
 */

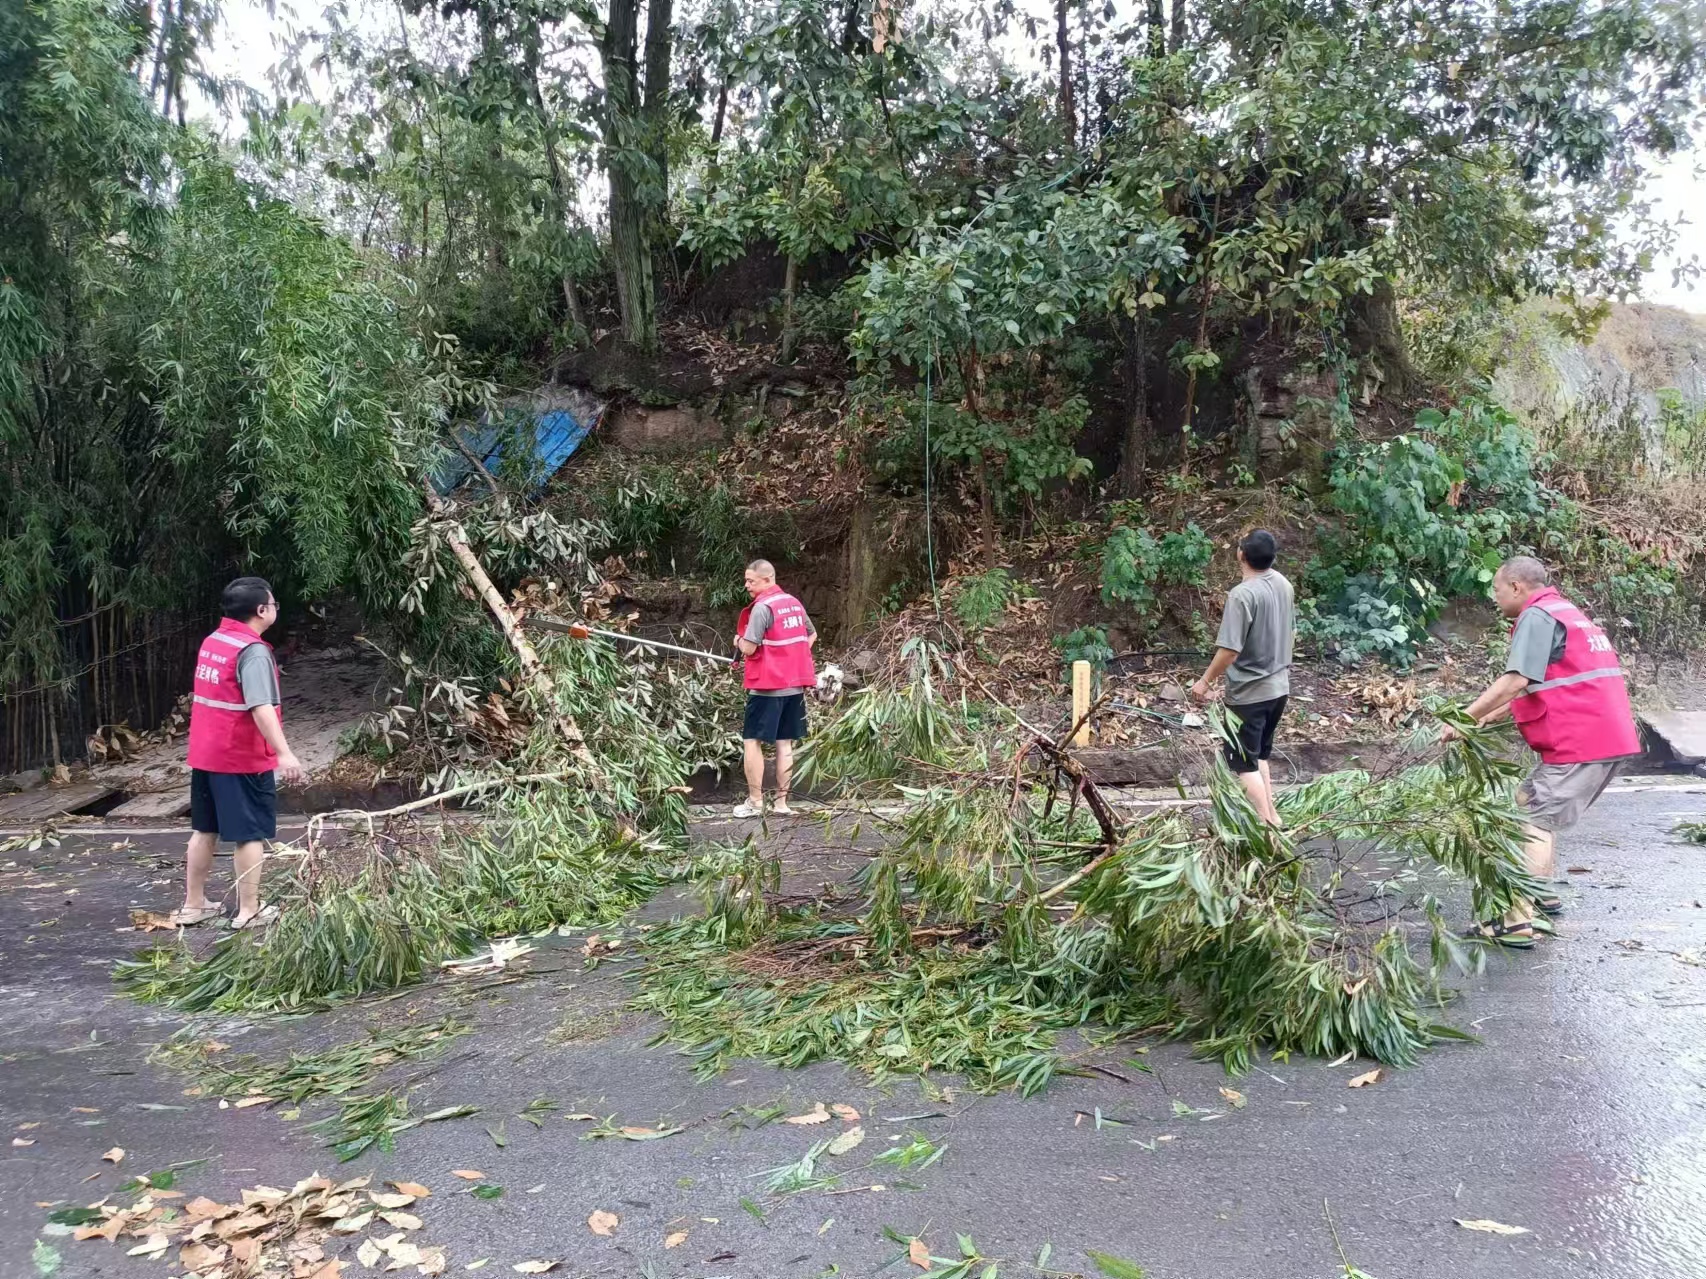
xmin=731 ymin=559 xmax=817 ymax=818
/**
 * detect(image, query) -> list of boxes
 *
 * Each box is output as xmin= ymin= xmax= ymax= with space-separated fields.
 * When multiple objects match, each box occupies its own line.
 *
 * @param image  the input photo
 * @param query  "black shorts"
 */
xmin=743 ymin=693 xmax=807 ymax=744
xmin=190 ymin=768 xmax=278 ymax=843
xmin=1223 ymin=696 xmax=1287 ymax=775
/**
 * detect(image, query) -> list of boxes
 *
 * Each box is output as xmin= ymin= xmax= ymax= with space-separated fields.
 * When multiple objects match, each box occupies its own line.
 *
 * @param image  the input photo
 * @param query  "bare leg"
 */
xmin=231 ymin=840 xmax=266 ymax=923
xmin=1257 ymin=759 xmax=1282 ymax=828
xmin=742 ymin=739 xmax=765 ymax=806
xmin=1503 ymin=822 xmax=1553 ymax=928
xmin=181 ymin=831 xmax=218 ymax=911
xmin=774 ymin=740 xmax=794 ymax=805
xmin=1237 ymin=770 xmax=1279 ymax=826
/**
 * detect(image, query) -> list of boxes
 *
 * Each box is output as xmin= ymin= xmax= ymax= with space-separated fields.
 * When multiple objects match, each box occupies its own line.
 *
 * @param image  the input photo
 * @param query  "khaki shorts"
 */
xmin=1517 ymin=759 xmax=1627 ymax=833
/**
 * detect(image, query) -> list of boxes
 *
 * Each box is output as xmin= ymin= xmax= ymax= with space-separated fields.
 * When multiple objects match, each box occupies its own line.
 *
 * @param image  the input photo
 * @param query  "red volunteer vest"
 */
xmin=1508 ymin=587 xmax=1641 ymax=765
xmin=186 ymin=618 xmax=280 ymax=773
xmin=743 ymin=586 xmax=816 ymax=691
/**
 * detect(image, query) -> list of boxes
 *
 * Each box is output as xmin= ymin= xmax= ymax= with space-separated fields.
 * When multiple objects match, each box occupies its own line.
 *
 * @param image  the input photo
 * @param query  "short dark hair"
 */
xmin=220 ymin=577 xmax=274 ymax=621
xmin=1239 ymin=529 xmax=1278 ymax=571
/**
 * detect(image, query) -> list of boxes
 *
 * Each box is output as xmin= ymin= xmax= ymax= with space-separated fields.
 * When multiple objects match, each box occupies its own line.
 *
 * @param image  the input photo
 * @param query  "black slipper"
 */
xmin=1463 ymin=919 xmax=1536 ymax=949
xmin=1537 ymin=896 xmax=1563 ymax=916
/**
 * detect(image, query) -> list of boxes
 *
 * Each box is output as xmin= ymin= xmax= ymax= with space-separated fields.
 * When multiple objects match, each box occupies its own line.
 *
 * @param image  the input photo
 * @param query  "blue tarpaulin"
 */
xmin=432 ymin=391 xmax=604 ymax=494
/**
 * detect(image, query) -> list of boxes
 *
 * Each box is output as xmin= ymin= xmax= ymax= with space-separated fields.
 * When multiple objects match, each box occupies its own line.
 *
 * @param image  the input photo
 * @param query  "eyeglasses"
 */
xmin=260 ymin=601 xmax=278 ymax=612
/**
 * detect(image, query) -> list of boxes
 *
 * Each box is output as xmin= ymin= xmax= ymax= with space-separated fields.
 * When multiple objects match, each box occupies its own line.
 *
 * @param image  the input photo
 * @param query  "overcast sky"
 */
xmin=199 ymin=0 xmax=1704 ymax=314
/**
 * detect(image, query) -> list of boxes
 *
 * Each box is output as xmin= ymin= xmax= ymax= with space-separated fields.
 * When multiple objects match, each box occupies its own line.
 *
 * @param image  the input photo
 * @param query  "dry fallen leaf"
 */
xmin=100 ymin=1145 xmax=126 ymax=1164
xmin=908 ymin=1237 xmax=931 ymax=1269
xmin=234 ymin=1095 xmax=273 ymax=1109
xmin=380 ymin=1212 xmax=424 ymax=1231
xmin=417 ymin=1247 xmax=447 ymax=1276
xmin=389 ymin=1182 xmax=432 ymax=1199
xmin=450 ymin=1171 xmax=485 ymax=1181
xmin=331 ymin=1210 xmax=376 ymax=1234
xmin=15 ymin=1122 xmax=39 ymax=1131
xmin=358 ymin=1239 xmax=385 ymax=1268
xmin=1347 ymin=1069 xmax=1384 ymax=1089
xmin=784 ymin=1103 xmax=831 ymax=1126
xmin=664 ymin=1231 xmax=689 ymax=1250
xmin=586 ymin=1209 xmax=619 ymax=1237
xmin=128 ymin=1234 xmax=171 ymax=1259
xmin=512 ymin=1263 xmax=559 ymax=1274
xmin=303 ymin=1260 xmax=345 ymax=1279
xmin=1455 ymin=1218 xmax=1530 ymax=1236
xmin=1218 ymin=1088 xmax=1247 ymax=1109
xmin=827 ymin=1126 xmax=866 ymax=1155
xmin=178 ymin=1241 xmax=228 ymax=1270
xmin=11 ymin=1138 xmax=34 ymax=1147
xmin=829 ymin=1104 xmax=860 ymax=1122
xmin=369 ymin=1192 xmax=417 ymax=1209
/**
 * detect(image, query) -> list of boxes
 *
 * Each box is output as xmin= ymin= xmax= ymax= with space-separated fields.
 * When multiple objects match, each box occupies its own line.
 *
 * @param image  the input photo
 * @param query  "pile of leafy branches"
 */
xmin=116 ymin=637 xmax=707 ymax=1012
xmin=116 ymin=501 xmax=731 ymax=1012
xmin=637 ymin=648 xmax=1542 ymax=1090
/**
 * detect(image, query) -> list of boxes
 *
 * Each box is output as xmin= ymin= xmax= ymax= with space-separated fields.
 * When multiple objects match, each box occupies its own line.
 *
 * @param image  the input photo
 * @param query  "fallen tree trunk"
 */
xmin=421 ymin=482 xmax=603 ymax=779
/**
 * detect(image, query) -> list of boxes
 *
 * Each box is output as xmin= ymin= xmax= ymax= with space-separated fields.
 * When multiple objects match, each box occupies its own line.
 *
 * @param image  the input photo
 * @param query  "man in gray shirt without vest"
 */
xmin=1191 ymin=529 xmax=1295 ymax=826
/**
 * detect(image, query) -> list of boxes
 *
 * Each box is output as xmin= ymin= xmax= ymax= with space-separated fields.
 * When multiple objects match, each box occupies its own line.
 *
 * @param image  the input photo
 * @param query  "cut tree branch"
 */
xmin=421 ymin=482 xmax=604 ymax=780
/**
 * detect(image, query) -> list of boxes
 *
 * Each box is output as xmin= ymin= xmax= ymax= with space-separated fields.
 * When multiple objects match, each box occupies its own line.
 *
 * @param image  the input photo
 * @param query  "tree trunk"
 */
xmin=421 ymin=483 xmax=602 ymax=778
xmin=710 ymin=79 xmax=729 ymax=145
xmin=1055 ymin=0 xmax=1076 ymax=150
xmin=1118 ymin=313 xmax=1150 ymax=496
xmin=978 ymin=457 xmax=997 ymax=570
xmin=643 ymin=0 xmax=674 ymax=201
xmin=1169 ymin=0 xmax=1187 ymax=51
xmin=601 ymin=0 xmax=657 ymax=350
xmin=779 ymin=254 xmax=800 ymax=362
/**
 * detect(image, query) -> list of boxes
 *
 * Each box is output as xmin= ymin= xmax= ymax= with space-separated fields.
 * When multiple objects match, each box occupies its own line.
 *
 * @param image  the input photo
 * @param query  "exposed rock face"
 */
xmin=1494 ymin=302 xmax=1706 ymax=467
xmin=605 ymin=403 xmax=728 ymax=452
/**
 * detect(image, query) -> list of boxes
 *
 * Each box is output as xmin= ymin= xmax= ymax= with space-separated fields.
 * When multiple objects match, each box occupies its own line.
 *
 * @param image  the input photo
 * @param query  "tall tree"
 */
xmin=597 ymin=0 xmax=672 ymax=351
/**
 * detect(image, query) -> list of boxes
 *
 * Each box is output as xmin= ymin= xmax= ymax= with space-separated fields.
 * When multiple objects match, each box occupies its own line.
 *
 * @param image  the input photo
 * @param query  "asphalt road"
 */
xmin=2 ymin=783 xmax=1704 ymax=1279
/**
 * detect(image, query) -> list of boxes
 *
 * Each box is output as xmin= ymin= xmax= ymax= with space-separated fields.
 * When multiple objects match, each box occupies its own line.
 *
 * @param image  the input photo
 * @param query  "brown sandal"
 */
xmin=1462 ymin=919 xmax=1536 ymax=949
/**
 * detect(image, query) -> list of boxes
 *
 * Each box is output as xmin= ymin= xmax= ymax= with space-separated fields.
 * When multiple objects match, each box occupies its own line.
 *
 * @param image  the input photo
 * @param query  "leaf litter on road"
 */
xmin=586 ymin=1210 xmax=619 ymax=1237
xmin=1347 ymin=1069 xmax=1383 ymax=1088
xmin=56 ymin=1168 xmax=452 ymax=1277
xmin=1455 ymin=1218 xmax=1529 ymax=1235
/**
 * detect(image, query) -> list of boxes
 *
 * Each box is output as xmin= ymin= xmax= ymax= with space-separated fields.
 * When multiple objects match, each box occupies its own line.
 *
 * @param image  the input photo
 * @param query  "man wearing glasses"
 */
xmin=169 ymin=577 xmax=305 ymax=928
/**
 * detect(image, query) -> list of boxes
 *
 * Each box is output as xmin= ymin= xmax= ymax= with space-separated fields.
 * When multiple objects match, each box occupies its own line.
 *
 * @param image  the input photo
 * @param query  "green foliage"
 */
xmin=574 ymin=461 xmax=800 ymax=606
xmin=1305 ymin=400 xmax=1562 ymax=665
xmin=793 ymin=639 xmax=968 ymax=791
xmin=951 ymin=569 xmax=1016 ymax=631
xmin=641 ymin=662 xmax=1543 ymax=1091
xmin=156 ymin=1019 xmax=468 ymax=1103
xmin=1100 ymin=523 xmax=1213 ymax=612
xmin=1053 ymin=626 xmax=1115 ymax=681
xmin=1674 ymin=819 xmax=1706 ymax=846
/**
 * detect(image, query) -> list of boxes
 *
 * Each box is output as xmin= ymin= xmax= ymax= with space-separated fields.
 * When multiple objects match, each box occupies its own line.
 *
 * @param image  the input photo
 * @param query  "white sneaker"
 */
xmin=770 ymin=799 xmax=793 ymax=816
xmin=731 ymin=800 xmax=764 ymax=818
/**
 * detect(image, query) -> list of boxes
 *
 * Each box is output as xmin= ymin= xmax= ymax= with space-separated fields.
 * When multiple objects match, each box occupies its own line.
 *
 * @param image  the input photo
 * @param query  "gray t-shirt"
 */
xmin=235 ymin=643 xmax=281 ymax=710
xmin=1506 ymin=608 xmax=1567 ymax=684
xmin=1215 ymin=570 xmax=1295 ymax=705
xmin=743 ymin=599 xmax=817 ymax=697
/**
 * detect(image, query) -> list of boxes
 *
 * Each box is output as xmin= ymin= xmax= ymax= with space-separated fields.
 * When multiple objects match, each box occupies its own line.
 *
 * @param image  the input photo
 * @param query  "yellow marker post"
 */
xmin=1070 ymin=660 xmax=1092 ymax=747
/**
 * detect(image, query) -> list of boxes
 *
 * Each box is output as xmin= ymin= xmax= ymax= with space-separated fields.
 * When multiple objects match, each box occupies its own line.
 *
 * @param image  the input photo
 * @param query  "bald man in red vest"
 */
xmin=733 ymin=559 xmax=816 ymax=818
xmin=1445 ymin=556 xmax=1641 ymax=947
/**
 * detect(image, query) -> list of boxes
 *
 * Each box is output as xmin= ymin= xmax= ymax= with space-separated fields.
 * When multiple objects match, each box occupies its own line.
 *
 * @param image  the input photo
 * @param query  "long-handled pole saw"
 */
xmin=527 ymin=615 xmax=736 ymax=665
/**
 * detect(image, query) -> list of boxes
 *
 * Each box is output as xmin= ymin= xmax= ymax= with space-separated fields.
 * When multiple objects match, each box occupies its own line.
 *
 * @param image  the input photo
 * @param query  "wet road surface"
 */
xmin=1 ymin=783 xmax=1703 ymax=1279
